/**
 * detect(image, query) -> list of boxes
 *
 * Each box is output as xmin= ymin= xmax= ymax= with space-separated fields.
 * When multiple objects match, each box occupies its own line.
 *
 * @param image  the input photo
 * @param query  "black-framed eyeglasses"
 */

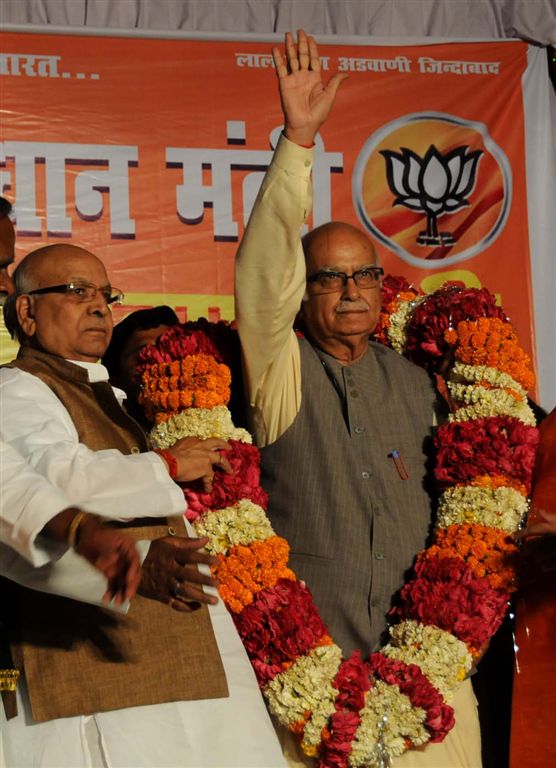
xmin=306 ymin=265 xmax=384 ymax=294
xmin=28 ymin=280 xmax=124 ymax=306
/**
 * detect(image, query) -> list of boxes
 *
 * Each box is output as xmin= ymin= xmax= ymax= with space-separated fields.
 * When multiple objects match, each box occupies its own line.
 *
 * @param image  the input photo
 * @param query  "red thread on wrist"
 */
xmin=155 ymin=449 xmax=178 ymax=480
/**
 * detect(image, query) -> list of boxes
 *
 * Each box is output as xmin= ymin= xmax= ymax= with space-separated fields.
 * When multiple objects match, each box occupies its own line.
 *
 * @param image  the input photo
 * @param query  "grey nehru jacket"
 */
xmin=260 ymin=337 xmax=439 ymax=657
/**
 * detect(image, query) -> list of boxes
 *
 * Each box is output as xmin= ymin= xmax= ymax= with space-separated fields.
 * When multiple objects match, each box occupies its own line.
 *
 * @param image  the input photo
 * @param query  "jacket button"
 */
xmin=130 ymin=446 xmax=140 ymax=454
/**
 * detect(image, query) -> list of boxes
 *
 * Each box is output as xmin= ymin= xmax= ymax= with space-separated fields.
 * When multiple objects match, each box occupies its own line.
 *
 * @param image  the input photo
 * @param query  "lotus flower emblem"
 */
xmin=381 ymin=145 xmax=483 ymax=246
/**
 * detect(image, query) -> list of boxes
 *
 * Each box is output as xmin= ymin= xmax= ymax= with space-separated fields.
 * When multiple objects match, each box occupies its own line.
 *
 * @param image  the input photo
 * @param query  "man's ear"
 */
xmin=16 ymin=294 xmax=36 ymax=338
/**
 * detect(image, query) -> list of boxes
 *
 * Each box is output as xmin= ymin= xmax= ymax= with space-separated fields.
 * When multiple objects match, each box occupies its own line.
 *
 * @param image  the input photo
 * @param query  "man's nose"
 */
xmin=87 ymin=291 xmax=110 ymax=316
xmin=341 ymin=275 xmax=361 ymax=299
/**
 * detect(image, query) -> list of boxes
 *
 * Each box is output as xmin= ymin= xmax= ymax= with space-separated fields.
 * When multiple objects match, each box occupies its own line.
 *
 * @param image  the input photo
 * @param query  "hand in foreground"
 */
xmin=41 ymin=508 xmax=142 ymax=605
xmin=75 ymin=519 xmax=142 ymax=605
xmin=139 ymin=535 xmax=218 ymax=611
xmin=164 ymin=437 xmax=232 ymax=493
xmin=272 ymin=29 xmax=348 ymax=147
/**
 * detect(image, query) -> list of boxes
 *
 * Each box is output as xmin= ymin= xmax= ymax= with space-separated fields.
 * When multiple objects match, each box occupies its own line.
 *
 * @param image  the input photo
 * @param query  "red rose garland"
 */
xmin=138 ymin=280 xmax=538 ymax=766
xmin=435 ymin=417 xmax=537 ymax=488
xmin=184 ymin=440 xmax=269 ymax=519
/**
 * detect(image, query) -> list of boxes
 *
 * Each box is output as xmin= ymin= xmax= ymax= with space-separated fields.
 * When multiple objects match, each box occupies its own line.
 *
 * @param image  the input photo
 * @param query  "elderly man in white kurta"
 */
xmin=0 ymin=244 xmax=285 ymax=768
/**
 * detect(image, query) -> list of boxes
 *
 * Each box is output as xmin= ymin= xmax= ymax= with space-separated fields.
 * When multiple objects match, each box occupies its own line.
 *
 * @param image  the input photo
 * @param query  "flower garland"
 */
xmin=137 ymin=282 xmax=538 ymax=767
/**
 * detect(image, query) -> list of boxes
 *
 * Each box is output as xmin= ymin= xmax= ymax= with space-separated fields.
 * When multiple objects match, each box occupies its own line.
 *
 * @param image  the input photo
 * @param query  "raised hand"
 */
xmin=272 ymin=29 xmax=347 ymax=147
xmin=139 ymin=535 xmax=219 ymax=611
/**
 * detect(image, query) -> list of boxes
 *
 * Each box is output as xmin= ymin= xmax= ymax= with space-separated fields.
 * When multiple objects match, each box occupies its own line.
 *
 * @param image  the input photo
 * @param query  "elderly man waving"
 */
xmin=0 ymin=243 xmax=285 ymax=768
xmin=235 ymin=30 xmax=482 ymax=768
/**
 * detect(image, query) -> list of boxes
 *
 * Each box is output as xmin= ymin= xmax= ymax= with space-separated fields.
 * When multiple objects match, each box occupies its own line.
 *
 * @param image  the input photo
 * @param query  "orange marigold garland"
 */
xmin=137 ymin=279 xmax=538 ymax=767
xmin=140 ymin=354 xmax=231 ymax=422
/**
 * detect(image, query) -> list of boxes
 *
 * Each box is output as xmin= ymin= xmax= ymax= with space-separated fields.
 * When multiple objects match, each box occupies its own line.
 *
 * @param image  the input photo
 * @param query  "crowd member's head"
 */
xmin=0 ymin=196 xmax=16 ymax=306
xmin=4 ymin=243 xmax=123 ymax=361
xmin=102 ymin=306 xmax=179 ymax=424
xmin=102 ymin=306 xmax=179 ymax=390
xmin=300 ymin=221 xmax=383 ymax=360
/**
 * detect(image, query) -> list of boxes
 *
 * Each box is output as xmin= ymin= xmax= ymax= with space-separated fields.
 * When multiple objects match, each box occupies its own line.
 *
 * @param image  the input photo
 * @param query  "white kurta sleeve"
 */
xmin=235 ymin=134 xmax=314 ymax=447
xmin=0 ymin=367 xmax=186 ymax=526
xmin=0 ymin=544 xmax=126 ymax=610
xmin=0 ymin=440 xmax=72 ymax=566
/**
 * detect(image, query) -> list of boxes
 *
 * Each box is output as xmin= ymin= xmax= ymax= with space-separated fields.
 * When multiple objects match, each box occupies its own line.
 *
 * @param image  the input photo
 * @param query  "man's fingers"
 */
xmin=211 ymin=451 xmax=232 ymax=474
xmin=203 ymin=438 xmax=231 ymax=451
xmin=307 ymin=35 xmax=321 ymax=71
xmin=325 ymin=72 xmax=349 ymax=98
xmin=176 ymin=556 xmax=218 ymax=573
xmin=175 ymin=574 xmax=217 ymax=595
xmin=175 ymin=582 xmax=218 ymax=605
xmin=298 ymin=29 xmax=310 ymax=69
xmin=123 ymin=555 xmax=142 ymax=600
xmin=272 ymin=46 xmax=288 ymax=79
xmin=285 ymin=31 xmax=299 ymax=72
xmin=169 ymin=597 xmax=201 ymax=613
xmin=202 ymin=474 xmax=214 ymax=494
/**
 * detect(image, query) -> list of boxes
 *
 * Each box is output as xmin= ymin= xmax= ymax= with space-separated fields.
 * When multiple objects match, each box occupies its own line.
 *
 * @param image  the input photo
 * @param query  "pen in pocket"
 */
xmin=388 ymin=449 xmax=409 ymax=480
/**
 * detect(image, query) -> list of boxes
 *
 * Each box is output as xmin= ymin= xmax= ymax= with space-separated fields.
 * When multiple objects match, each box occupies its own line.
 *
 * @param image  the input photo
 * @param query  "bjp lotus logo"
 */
xmin=381 ymin=144 xmax=483 ymax=247
xmin=353 ymin=112 xmax=511 ymax=268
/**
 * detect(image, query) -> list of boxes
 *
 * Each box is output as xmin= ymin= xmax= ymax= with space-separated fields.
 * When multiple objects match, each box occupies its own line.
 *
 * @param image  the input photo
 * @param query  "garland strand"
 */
xmin=137 ymin=281 xmax=538 ymax=766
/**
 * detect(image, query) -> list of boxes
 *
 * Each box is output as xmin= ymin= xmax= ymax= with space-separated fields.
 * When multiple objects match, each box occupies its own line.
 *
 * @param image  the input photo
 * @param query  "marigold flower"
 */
xmin=213 ymin=536 xmax=295 ymax=613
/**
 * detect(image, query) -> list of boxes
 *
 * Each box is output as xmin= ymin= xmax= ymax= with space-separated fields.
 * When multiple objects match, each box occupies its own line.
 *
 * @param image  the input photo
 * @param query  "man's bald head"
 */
xmin=5 ymin=243 xmax=115 ymax=362
xmin=302 ymin=221 xmax=378 ymax=274
xmin=11 ymin=244 xmax=102 ymax=293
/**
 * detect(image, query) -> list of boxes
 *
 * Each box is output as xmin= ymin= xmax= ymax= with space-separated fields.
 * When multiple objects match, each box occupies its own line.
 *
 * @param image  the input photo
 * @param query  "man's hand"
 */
xmin=272 ymin=29 xmax=347 ymax=147
xmin=139 ymin=535 xmax=218 ymax=611
xmin=41 ymin=507 xmax=141 ymax=605
xmin=164 ymin=437 xmax=232 ymax=493
xmin=75 ymin=518 xmax=142 ymax=605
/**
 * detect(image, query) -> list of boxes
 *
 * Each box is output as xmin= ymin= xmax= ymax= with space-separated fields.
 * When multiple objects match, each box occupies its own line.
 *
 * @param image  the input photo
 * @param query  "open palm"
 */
xmin=272 ymin=31 xmax=347 ymax=146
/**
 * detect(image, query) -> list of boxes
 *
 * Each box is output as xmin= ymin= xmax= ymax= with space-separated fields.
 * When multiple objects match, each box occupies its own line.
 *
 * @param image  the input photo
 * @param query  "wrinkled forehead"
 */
xmin=305 ymin=228 xmax=377 ymax=273
xmin=32 ymin=249 xmax=110 ymax=288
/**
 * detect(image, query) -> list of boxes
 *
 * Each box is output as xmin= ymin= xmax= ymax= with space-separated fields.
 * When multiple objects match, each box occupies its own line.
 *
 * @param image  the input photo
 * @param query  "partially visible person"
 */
xmin=471 ymin=400 xmax=547 ymax=768
xmin=510 ymin=407 xmax=556 ymax=768
xmin=0 ymin=196 xmax=18 ymax=365
xmin=0 ymin=242 xmax=285 ymax=767
xmin=102 ymin=305 xmax=179 ymax=426
xmin=1 ymin=439 xmax=141 ymax=605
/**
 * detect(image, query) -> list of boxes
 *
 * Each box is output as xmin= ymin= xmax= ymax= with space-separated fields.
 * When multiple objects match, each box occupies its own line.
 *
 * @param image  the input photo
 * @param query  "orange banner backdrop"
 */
xmin=0 ymin=33 xmax=534 ymax=364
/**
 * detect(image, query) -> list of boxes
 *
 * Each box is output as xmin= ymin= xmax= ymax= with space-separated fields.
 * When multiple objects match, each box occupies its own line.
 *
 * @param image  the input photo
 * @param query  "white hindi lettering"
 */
xmin=235 ymin=53 xmax=329 ymax=70
xmin=0 ymin=142 xmax=137 ymax=236
xmin=418 ymin=56 xmax=442 ymax=74
xmin=418 ymin=56 xmax=500 ymax=75
xmin=166 ymin=125 xmax=343 ymax=239
xmin=338 ymin=56 xmax=411 ymax=73
xmin=0 ymin=53 xmax=61 ymax=78
xmin=234 ymin=53 xmax=274 ymax=68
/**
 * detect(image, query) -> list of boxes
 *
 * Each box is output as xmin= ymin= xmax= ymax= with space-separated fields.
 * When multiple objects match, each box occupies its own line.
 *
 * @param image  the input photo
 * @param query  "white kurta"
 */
xmin=0 ymin=361 xmax=286 ymax=768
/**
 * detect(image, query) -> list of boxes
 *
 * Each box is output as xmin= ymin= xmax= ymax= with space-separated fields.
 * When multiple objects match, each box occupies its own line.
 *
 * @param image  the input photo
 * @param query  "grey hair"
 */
xmin=3 ymin=257 xmax=37 ymax=343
